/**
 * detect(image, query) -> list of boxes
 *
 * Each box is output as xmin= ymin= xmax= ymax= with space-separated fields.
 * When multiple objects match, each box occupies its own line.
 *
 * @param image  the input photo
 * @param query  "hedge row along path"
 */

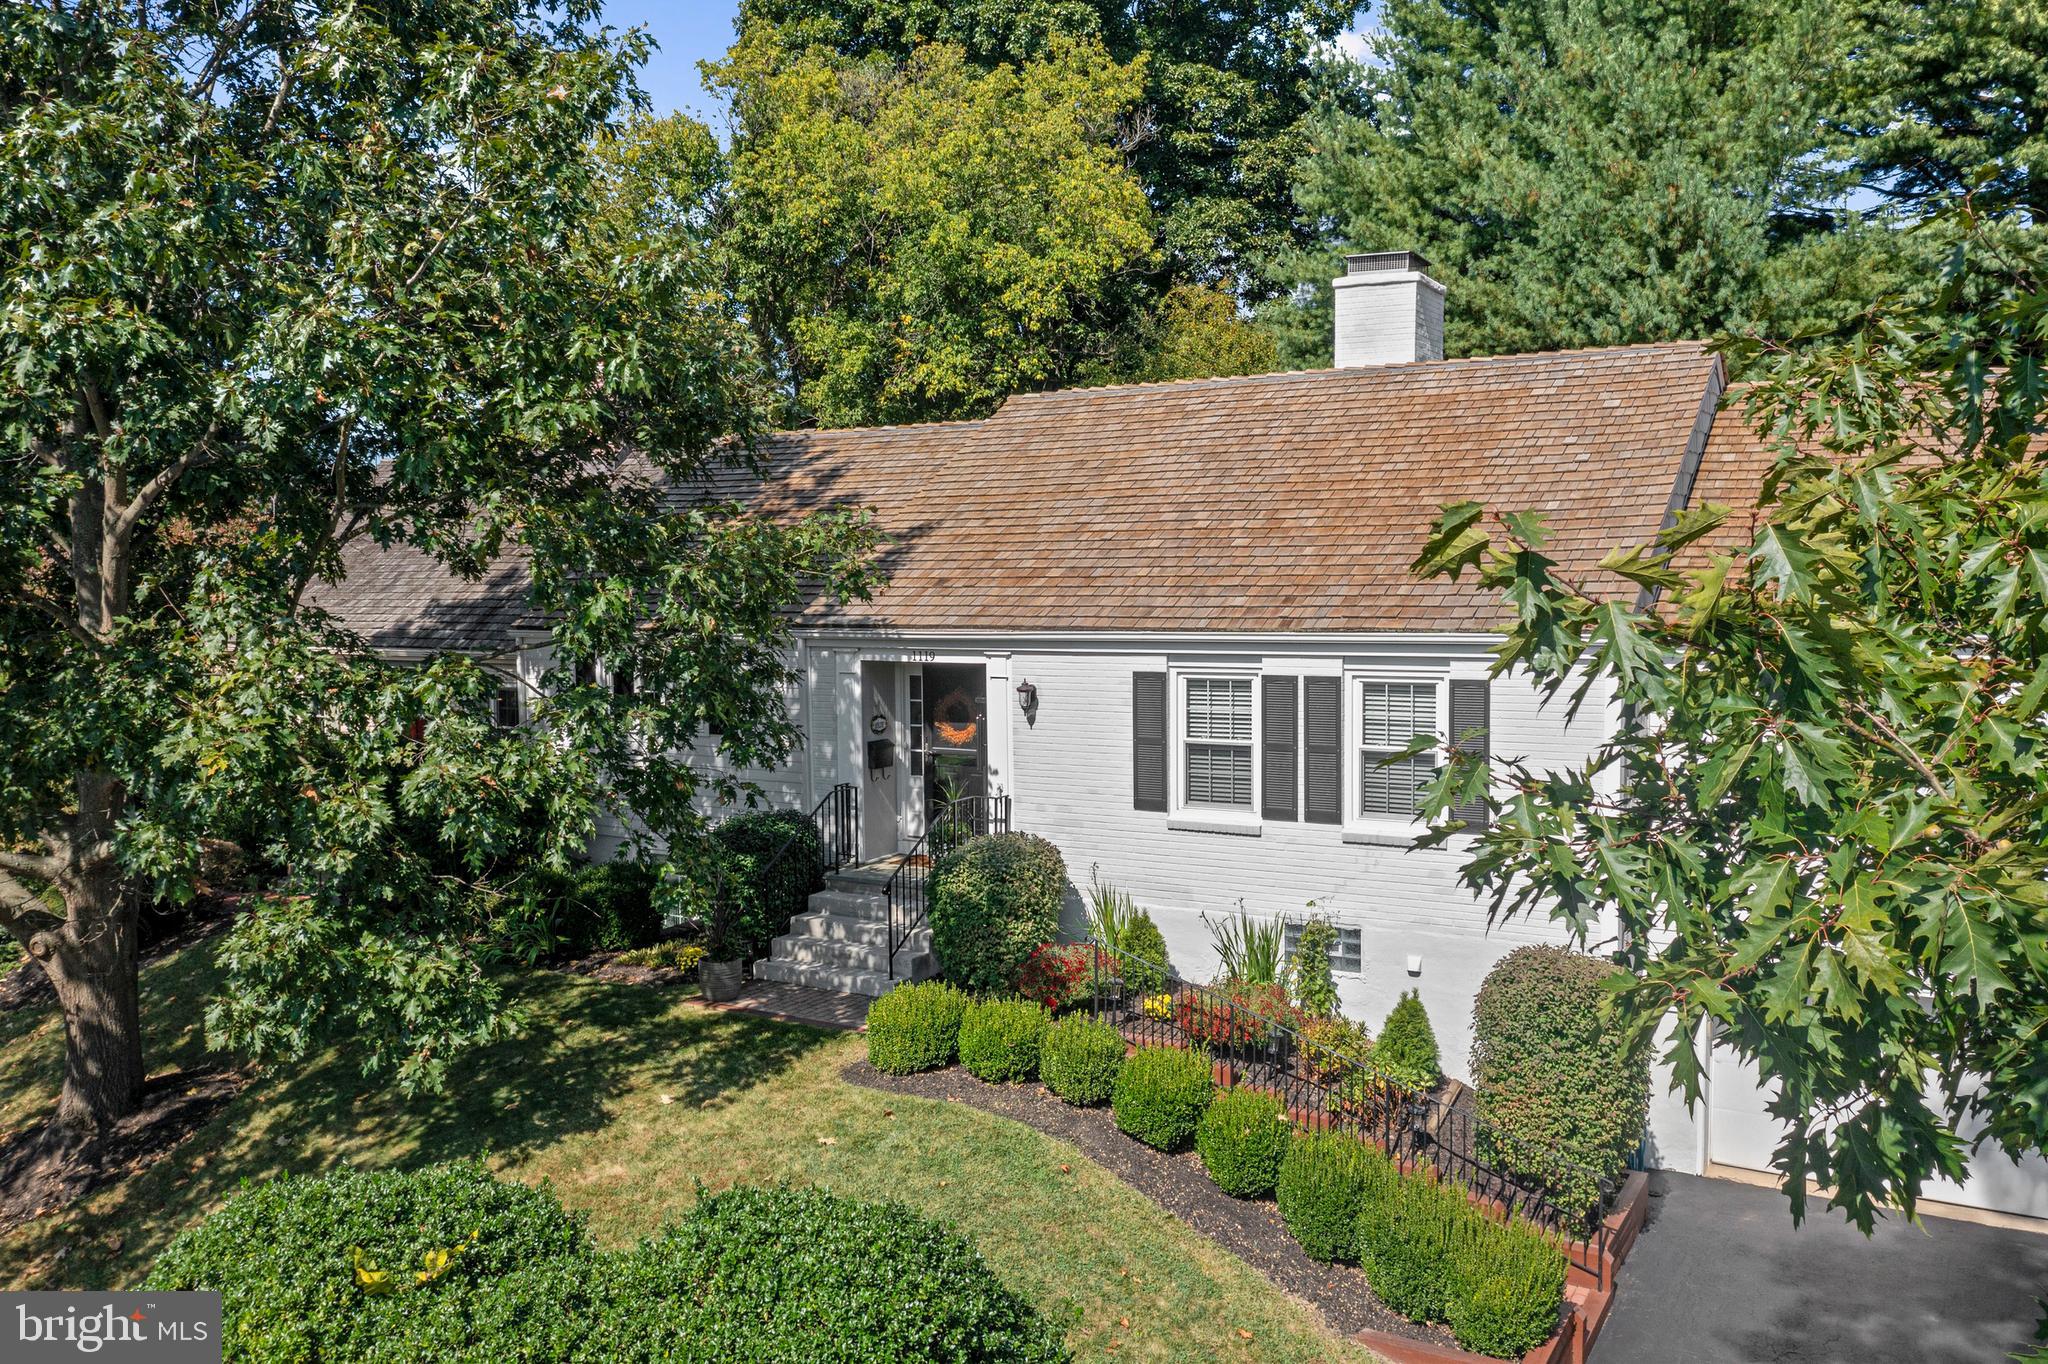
xmin=845 ymin=1059 xmax=1465 ymax=1353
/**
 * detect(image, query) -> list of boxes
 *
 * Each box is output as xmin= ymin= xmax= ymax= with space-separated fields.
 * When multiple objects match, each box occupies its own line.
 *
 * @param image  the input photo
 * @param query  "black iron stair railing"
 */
xmin=701 ymin=782 xmax=858 ymax=945
xmin=882 ymin=793 xmax=1011 ymax=979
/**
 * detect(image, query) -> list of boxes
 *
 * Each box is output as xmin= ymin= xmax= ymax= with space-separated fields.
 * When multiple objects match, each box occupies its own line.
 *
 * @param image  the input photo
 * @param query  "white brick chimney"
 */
xmin=1332 ymin=251 xmax=1445 ymax=366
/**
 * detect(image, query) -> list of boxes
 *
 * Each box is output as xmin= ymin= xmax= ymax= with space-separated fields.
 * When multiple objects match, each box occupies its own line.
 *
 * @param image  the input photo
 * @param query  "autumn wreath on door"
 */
xmin=931 ymin=688 xmax=980 ymax=746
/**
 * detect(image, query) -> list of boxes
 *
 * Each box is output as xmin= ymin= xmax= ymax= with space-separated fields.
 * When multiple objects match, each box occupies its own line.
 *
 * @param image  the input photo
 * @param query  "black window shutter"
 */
xmin=1133 ymin=672 xmax=1168 ymax=812
xmin=1449 ymin=679 xmax=1492 ymax=829
xmin=1262 ymin=676 xmax=1299 ymax=821
xmin=1303 ymin=676 xmax=1342 ymax=825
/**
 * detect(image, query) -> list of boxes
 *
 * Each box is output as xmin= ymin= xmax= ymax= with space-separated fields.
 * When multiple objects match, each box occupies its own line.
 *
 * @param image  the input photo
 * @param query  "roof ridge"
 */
xmin=762 ymin=414 xmax=992 ymax=440
xmin=988 ymin=340 xmax=1712 ymax=408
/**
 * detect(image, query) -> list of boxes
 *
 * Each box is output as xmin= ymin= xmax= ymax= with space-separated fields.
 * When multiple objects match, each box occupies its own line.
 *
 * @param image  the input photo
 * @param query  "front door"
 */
xmin=918 ymin=662 xmax=988 ymax=826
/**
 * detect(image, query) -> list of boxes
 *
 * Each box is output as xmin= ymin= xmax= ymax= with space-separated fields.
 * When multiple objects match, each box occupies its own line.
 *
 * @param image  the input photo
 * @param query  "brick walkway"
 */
xmin=695 ymin=979 xmax=872 ymax=1031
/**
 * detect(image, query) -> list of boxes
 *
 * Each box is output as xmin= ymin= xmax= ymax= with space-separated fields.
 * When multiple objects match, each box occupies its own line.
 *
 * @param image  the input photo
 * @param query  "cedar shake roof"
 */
xmin=315 ymin=342 xmax=1760 ymax=647
xmin=305 ymin=542 xmax=530 ymax=655
xmin=723 ymin=342 xmax=1726 ymax=632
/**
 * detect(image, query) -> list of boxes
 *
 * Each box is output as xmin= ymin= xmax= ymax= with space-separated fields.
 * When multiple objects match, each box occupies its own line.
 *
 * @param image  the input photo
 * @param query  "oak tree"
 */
xmin=0 ymin=0 xmax=877 ymax=1140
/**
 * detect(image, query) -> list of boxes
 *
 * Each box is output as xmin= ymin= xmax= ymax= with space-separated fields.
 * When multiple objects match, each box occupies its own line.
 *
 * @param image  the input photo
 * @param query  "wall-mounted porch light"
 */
xmin=1015 ymin=679 xmax=1038 ymax=713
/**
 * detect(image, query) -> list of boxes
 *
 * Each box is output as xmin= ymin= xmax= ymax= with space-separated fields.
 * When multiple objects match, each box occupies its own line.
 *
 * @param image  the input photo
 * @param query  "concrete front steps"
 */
xmin=750 ymin=867 xmax=936 ymax=998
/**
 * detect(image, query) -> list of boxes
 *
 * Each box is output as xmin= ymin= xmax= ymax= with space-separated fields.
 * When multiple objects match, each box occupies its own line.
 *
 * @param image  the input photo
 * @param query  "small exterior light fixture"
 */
xmin=1406 ymin=953 xmax=1423 ymax=977
xmin=1015 ymin=679 xmax=1038 ymax=712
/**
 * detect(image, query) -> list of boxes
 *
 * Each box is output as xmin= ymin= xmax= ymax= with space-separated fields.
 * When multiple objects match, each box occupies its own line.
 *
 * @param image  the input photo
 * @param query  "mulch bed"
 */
xmin=557 ymin=950 xmax=696 ymax=988
xmin=844 ymin=1059 xmax=1460 ymax=1351
xmin=0 ymin=1065 xmax=252 ymax=1237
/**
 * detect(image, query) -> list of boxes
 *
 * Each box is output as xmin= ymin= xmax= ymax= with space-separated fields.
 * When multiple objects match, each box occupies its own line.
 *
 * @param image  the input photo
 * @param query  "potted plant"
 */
xmin=696 ymin=854 xmax=750 ymax=1002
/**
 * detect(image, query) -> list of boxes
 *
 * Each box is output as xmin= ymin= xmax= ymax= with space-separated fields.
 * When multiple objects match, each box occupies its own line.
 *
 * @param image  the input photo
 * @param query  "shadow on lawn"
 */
xmin=0 ymin=952 xmax=837 ymax=1290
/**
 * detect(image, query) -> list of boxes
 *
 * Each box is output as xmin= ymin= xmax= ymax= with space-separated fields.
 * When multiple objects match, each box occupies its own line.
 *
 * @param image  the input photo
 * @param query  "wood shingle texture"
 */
xmin=726 ymin=342 xmax=1726 ymax=633
xmin=314 ymin=342 xmax=1748 ymax=648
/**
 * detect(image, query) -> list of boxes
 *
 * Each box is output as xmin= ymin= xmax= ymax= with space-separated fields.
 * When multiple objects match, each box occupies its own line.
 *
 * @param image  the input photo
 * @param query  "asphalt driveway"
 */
xmin=1594 ymin=1171 xmax=2048 ymax=1364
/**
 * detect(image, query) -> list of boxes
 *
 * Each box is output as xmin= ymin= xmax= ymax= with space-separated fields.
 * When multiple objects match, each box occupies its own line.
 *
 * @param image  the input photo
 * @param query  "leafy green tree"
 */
xmin=1276 ymin=0 xmax=1920 ymax=360
xmin=1410 ymin=211 xmax=2048 ymax=1230
xmin=737 ymin=0 xmax=1355 ymax=291
xmin=1828 ymin=0 xmax=2048 ymax=222
xmin=1114 ymin=286 xmax=1281 ymax=386
xmin=0 ymin=0 xmax=878 ymax=1140
xmin=704 ymin=30 xmax=1153 ymax=426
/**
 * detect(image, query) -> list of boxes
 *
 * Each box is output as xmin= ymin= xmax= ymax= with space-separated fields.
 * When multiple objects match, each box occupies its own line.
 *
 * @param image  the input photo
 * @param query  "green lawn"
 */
xmin=0 ymin=942 xmax=1375 ymax=1364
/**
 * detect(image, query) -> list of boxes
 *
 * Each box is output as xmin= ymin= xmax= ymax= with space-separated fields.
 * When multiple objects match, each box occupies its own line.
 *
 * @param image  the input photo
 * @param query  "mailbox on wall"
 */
xmin=866 ymin=736 xmax=897 ymax=777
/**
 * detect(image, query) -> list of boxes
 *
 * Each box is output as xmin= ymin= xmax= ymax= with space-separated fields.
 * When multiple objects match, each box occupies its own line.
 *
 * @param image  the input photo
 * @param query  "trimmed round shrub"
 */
xmin=866 ymin=980 xmax=970 ymax=1075
xmin=958 ymin=998 xmax=1051 ymax=1083
xmin=929 ymin=833 xmax=1068 ymax=995
xmin=598 ymin=1185 xmax=1071 ymax=1364
xmin=1375 ymin=990 xmax=1442 ymax=1091
xmin=1471 ymin=945 xmax=1650 ymax=1218
xmin=1356 ymin=1171 xmax=1467 ymax=1321
xmin=147 ymin=1167 xmax=1072 ymax=1364
xmin=1116 ymin=909 xmax=1172 ymax=997
xmin=1111 ymin=1044 xmax=1215 ymax=1151
xmin=1040 ymin=1015 xmax=1126 ymax=1105
xmin=1195 ymin=1090 xmax=1293 ymax=1198
xmin=711 ymin=809 xmax=826 ymax=963
xmin=1275 ymin=1130 xmax=1396 ymax=1263
xmin=1444 ymin=1215 xmax=1568 ymax=1357
xmin=144 ymin=1161 xmax=590 ymax=1363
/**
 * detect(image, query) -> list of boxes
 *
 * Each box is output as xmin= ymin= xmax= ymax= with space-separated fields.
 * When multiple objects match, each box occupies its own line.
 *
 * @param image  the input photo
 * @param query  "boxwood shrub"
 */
xmin=1444 ymin=1213 xmax=1568 ymax=1357
xmin=1274 ymin=1130 xmax=1395 ymax=1263
xmin=146 ymin=1165 xmax=1072 ymax=1364
xmin=1195 ymin=1090 xmax=1293 ymax=1198
xmin=1375 ymin=990 xmax=1442 ymax=1091
xmin=711 ymin=809 xmax=826 ymax=964
xmin=1355 ymin=1170 xmax=1567 ymax=1354
xmin=866 ymin=980 xmax=970 ymax=1075
xmin=1039 ymin=1015 xmax=1126 ymax=1105
xmin=958 ymin=998 xmax=1051 ymax=1083
xmin=144 ymin=1161 xmax=590 ymax=1363
xmin=605 ymin=1185 xmax=1071 ymax=1364
xmin=1356 ymin=1170 xmax=1467 ymax=1321
xmin=1471 ymin=945 xmax=1650 ymax=1219
xmin=1110 ymin=1044 xmax=1214 ymax=1151
xmin=929 ymin=834 xmax=1068 ymax=995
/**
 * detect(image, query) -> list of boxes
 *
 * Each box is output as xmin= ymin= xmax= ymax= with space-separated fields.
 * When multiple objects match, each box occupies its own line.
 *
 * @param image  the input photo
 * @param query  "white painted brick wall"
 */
xmin=1006 ymin=642 xmax=1612 ymax=1087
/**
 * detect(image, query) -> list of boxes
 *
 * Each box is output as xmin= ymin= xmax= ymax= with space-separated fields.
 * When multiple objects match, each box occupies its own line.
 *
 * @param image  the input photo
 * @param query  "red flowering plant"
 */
xmin=1177 ymin=980 xmax=1297 ymax=1048
xmin=1013 ymin=942 xmax=1100 ymax=1012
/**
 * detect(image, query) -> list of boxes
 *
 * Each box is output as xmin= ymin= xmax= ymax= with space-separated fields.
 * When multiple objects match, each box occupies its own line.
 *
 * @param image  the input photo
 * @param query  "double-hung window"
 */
xmin=1183 ymin=676 xmax=1253 ymax=810
xmin=1357 ymin=680 xmax=1438 ymax=820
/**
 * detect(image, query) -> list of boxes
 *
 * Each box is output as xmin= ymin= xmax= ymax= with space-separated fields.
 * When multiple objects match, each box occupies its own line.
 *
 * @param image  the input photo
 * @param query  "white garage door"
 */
xmin=1708 ymin=1039 xmax=2048 ymax=1222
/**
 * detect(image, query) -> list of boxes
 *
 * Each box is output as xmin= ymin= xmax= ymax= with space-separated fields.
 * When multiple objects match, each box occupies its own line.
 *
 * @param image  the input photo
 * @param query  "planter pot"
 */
xmin=699 ymin=958 xmax=746 ymax=1002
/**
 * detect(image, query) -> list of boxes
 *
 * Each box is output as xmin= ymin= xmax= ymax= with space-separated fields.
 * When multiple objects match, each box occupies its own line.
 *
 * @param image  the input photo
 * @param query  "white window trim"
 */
xmin=1341 ymin=667 xmax=1448 ymax=838
xmin=1169 ymin=665 xmax=1261 ymax=828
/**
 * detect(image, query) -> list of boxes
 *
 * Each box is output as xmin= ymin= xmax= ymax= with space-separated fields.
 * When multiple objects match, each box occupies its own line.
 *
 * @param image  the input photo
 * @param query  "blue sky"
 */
xmin=603 ymin=2 xmax=1377 ymax=122
xmin=606 ymin=1 xmax=745 ymax=121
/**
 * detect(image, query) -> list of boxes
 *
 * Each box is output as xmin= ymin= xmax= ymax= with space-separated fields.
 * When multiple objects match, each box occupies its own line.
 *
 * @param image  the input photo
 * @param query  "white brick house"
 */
xmin=313 ymin=254 xmax=2048 ymax=1221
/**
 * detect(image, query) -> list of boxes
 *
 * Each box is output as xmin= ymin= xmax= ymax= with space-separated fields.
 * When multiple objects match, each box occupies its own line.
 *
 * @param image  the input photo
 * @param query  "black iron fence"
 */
xmin=1081 ymin=937 xmax=1614 ymax=1284
xmin=884 ymin=793 xmax=1012 ymax=978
